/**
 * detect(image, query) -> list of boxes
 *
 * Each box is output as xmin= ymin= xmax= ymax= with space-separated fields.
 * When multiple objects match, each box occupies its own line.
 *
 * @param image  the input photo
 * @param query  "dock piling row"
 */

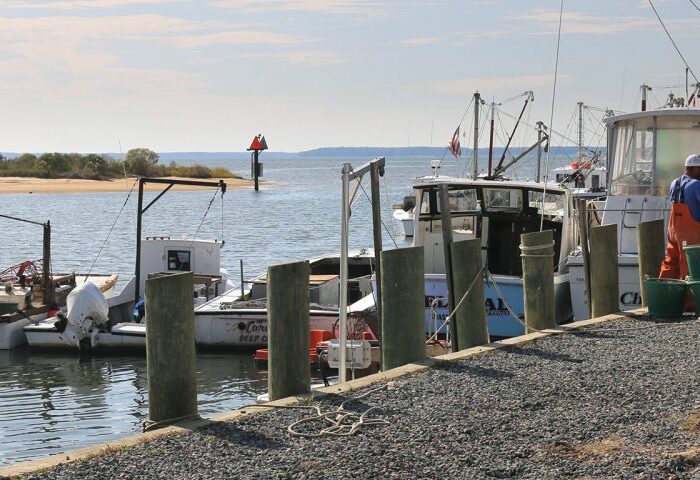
xmin=521 ymin=230 xmax=556 ymax=332
xmin=145 ymin=272 xmax=198 ymax=424
xmin=380 ymin=246 xmax=426 ymax=370
xmin=636 ymin=219 xmax=666 ymax=307
xmin=267 ymin=261 xmax=311 ymax=401
xmin=450 ymin=239 xmax=489 ymax=349
xmin=589 ymin=224 xmax=620 ymax=317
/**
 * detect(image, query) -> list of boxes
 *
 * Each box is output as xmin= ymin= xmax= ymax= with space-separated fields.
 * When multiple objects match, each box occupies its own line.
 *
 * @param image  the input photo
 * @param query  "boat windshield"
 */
xmin=528 ymin=191 xmax=565 ymax=217
xmin=432 ymin=188 xmax=478 ymax=213
xmin=483 ymin=188 xmax=522 ymax=213
xmin=610 ymin=115 xmax=700 ymax=196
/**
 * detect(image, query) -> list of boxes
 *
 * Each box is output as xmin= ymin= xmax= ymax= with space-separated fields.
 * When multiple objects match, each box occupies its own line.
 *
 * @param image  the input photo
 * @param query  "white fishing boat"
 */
xmin=568 ymin=85 xmax=700 ymax=320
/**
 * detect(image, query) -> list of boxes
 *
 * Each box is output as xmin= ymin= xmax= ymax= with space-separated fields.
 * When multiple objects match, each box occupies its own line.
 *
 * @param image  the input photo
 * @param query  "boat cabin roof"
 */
xmin=604 ymin=108 xmax=700 ymax=125
xmin=411 ymin=176 xmax=566 ymax=194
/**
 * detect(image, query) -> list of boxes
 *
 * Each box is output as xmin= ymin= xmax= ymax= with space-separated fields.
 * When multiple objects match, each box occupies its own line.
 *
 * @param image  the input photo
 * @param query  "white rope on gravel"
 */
xmin=240 ymin=385 xmax=390 ymax=438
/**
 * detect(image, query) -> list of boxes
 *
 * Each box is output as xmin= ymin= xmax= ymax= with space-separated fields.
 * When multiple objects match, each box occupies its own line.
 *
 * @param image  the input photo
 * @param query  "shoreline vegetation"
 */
xmin=0 ymin=147 xmax=250 ymax=194
xmin=0 ymin=148 xmax=241 ymax=181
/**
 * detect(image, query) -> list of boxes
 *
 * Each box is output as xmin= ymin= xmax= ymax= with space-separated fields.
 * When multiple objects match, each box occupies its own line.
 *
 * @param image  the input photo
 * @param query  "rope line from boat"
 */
xmin=648 ymin=0 xmax=699 ymax=83
xmin=540 ymin=0 xmax=565 ymax=232
xmin=189 ymin=185 xmax=224 ymax=247
xmin=83 ymin=178 xmax=139 ymax=281
xmin=239 ymin=384 xmax=390 ymax=438
xmin=381 ymin=175 xmax=399 ymax=242
xmin=355 ymin=177 xmax=399 ymax=249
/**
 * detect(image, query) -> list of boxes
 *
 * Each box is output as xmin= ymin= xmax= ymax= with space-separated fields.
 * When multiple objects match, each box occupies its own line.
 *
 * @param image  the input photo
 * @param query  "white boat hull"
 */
xmin=392 ymin=209 xmax=414 ymax=237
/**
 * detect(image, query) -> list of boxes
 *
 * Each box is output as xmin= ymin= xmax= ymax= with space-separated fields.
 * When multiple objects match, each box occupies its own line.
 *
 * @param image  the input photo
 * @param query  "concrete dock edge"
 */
xmin=0 ymin=309 xmax=643 ymax=478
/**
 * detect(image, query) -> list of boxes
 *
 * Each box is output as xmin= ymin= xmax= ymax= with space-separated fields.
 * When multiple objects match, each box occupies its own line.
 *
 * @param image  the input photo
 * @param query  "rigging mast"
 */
xmin=472 ymin=91 xmax=481 ymax=180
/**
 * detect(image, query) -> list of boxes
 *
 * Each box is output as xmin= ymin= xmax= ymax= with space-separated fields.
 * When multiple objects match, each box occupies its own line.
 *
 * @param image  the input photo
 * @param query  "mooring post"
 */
xmin=637 ymin=219 xmax=665 ymax=307
xmin=450 ymin=239 xmax=489 ymax=348
xmin=381 ymin=246 xmax=425 ymax=370
xmin=268 ymin=260 xmax=310 ymax=401
xmin=145 ymin=272 xmax=197 ymax=424
xmin=521 ymin=230 xmax=556 ymax=332
xmin=589 ymin=224 xmax=619 ymax=317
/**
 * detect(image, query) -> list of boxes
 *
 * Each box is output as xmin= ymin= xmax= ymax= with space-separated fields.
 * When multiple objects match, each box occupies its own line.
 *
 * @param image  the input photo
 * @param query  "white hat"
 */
xmin=686 ymin=154 xmax=700 ymax=167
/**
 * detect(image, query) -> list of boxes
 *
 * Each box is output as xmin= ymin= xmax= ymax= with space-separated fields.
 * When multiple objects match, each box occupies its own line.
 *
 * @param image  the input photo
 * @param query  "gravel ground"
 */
xmin=17 ymin=315 xmax=700 ymax=479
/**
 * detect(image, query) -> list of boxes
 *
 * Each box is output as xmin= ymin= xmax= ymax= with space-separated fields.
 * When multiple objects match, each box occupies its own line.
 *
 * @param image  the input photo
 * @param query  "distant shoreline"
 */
xmin=0 ymin=176 xmax=253 ymax=194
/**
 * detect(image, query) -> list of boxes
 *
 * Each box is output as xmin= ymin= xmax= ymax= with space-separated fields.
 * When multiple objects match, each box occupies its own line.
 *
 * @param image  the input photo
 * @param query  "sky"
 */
xmin=1 ymin=0 xmax=700 ymax=153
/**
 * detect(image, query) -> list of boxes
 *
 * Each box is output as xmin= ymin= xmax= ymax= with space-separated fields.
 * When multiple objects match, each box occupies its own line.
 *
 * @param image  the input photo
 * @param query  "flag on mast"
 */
xmin=448 ymin=126 xmax=461 ymax=158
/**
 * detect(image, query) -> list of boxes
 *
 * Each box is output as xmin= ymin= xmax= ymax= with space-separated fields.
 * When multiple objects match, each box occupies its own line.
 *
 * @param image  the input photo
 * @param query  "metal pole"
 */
xmin=369 ymin=162 xmax=383 ymax=342
xmin=42 ymin=221 xmax=52 ymax=305
xmin=439 ymin=184 xmax=458 ymax=351
xmin=254 ymin=150 xmax=259 ymax=191
xmin=339 ymin=163 xmax=351 ymax=383
xmin=488 ymin=102 xmax=495 ymax=177
xmin=134 ymin=178 xmax=144 ymax=304
xmin=641 ymin=83 xmax=649 ymax=112
xmin=536 ymin=122 xmax=543 ymax=183
xmin=240 ymin=259 xmax=244 ymax=299
xmin=472 ymin=91 xmax=480 ymax=180
xmin=577 ymin=101 xmax=584 ymax=160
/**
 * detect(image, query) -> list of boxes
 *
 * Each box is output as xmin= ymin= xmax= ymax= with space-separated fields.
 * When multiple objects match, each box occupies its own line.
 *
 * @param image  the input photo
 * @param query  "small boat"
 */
xmin=391 ymin=195 xmax=416 ymax=237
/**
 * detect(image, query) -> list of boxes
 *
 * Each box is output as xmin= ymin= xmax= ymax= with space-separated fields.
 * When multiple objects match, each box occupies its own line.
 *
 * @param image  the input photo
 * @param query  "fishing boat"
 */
xmin=568 ymin=84 xmax=700 ymax=319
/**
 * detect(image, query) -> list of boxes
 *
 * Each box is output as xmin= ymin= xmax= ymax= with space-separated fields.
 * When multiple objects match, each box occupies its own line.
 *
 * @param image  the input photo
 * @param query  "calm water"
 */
xmin=0 ymin=154 xmax=557 ymax=466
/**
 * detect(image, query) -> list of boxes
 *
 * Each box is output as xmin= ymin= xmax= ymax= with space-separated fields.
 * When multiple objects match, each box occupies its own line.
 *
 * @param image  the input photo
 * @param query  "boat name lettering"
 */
xmin=245 ymin=322 xmax=268 ymax=334
xmin=620 ymin=291 xmax=642 ymax=306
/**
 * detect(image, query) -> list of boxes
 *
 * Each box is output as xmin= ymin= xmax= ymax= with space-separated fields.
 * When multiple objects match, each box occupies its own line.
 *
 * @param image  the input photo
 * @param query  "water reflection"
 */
xmin=0 ymin=347 xmax=267 ymax=465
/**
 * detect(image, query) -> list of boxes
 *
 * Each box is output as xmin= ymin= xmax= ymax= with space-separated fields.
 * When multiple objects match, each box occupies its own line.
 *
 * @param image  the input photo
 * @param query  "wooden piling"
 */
xmin=438 ymin=184 xmax=458 ymax=351
xmin=381 ymin=247 xmax=425 ymax=370
xmin=521 ymin=230 xmax=555 ymax=332
xmin=450 ymin=239 xmax=489 ymax=348
xmin=145 ymin=272 xmax=197 ymax=423
xmin=636 ymin=219 xmax=665 ymax=307
xmin=576 ymin=198 xmax=592 ymax=318
xmin=589 ymin=224 xmax=619 ymax=317
xmin=267 ymin=260 xmax=310 ymax=401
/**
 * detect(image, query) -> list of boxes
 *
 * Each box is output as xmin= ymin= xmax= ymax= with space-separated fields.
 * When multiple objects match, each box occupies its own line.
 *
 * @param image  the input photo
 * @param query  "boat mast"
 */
xmin=472 ymin=91 xmax=481 ymax=180
xmin=577 ymin=101 xmax=584 ymax=161
xmin=641 ymin=83 xmax=651 ymax=112
xmin=536 ymin=121 xmax=544 ymax=182
xmin=488 ymin=101 xmax=495 ymax=177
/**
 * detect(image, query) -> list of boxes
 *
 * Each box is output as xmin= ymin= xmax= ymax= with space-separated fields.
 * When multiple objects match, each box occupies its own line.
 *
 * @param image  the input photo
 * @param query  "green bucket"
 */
xmin=687 ymin=280 xmax=700 ymax=314
xmin=644 ymin=278 xmax=687 ymax=318
xmin=684 ymin=244 xmax=700 ymax=281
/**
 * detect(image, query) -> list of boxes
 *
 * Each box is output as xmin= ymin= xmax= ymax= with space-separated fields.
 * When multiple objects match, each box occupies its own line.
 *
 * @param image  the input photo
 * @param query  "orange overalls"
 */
xmin=659 ymin=177 xmax=700 ymax=310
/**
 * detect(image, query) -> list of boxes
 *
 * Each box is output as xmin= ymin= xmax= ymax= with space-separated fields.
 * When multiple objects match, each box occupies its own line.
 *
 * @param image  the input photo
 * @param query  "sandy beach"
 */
xmin=0 ymin=176 xmax=253 ymax=194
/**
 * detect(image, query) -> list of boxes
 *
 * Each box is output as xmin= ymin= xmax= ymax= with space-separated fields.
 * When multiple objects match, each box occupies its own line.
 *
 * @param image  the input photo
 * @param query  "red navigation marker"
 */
xmin=247 ymin=134 xmax=268 ymax=151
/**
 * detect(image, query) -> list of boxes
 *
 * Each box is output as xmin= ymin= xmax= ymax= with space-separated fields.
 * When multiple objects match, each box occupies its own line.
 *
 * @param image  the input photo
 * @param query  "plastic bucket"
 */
xmin=684 ymin=244 xmax=700 ymax=281
xmin=687 ymin=281 xmax=700 ymax=314
xmin=644 ymin=278 xmax=687 ymax=318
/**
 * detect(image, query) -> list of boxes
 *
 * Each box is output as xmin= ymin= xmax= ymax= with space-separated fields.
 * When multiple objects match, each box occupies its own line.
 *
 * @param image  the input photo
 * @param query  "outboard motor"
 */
xmin=58 ymin=282 xmax=109 ymax=349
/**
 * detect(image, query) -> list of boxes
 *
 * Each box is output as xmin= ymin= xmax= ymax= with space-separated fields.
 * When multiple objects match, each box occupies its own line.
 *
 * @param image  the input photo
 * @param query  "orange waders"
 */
xmin=659 ymin=178 xmax=700 ymax=310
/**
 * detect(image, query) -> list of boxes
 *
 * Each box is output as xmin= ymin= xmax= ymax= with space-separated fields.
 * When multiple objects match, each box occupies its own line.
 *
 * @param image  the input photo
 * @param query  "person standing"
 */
xmin=659 ymin=154 xmax=700 ymax=283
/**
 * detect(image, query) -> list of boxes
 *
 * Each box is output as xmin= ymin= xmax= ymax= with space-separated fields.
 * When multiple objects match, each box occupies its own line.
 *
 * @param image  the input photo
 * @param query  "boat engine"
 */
xmin=58 ymin=281 xmax=109 ymax=349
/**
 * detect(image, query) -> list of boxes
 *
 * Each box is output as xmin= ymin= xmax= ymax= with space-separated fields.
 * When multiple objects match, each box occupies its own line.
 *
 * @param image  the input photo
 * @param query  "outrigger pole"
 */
xmin=134 ymin=177 xmax=227 ymax=304
xmin=0 ymin=214 xmax=52 ymax=305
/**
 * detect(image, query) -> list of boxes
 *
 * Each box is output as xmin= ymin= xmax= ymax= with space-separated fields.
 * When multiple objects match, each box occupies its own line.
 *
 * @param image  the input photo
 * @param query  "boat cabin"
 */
xmin=411 ymin=178 xmax=572 ymax=277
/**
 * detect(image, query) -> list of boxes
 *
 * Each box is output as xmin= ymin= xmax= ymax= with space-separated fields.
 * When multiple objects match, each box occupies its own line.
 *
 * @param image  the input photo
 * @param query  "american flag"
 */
xmin=448 ymin=127 xmax=461 ymax=158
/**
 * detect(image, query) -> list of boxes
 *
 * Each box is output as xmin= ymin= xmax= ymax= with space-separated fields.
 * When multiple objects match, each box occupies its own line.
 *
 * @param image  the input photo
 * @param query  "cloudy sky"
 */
xmin=1 ymin=0 xmax=699 ymax=152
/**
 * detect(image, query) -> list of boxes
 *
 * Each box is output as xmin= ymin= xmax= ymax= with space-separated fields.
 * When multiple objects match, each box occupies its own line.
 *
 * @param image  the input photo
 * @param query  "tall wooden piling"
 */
xmin=576 ymin=198 xmax=592 ymax=318
xmin=267 ymin=260 xmax=310 ymax=401
xmin=438 ymin=184 xmax=458 ymax=351
xmin=637 ymin=219 xmax=665 ymax=307
xmin=521 ymin=230 xmax=555 ymax=332
xmin=450 ymin=239 xmax=489 ymax=348
xmin=145 ymin=272 xmax=197 ymax=423
xmin=589 ymin=224 xmax=619 ymax=317
xmin=381 ymin=247 xmax=425 ymax=370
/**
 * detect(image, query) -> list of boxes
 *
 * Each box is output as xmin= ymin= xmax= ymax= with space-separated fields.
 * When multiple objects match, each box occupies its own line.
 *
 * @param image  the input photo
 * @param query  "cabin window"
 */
xmin=419 ymin=189 xmax=433 ymax=214
xmin=528 ymin=191 xmax=565 ymax=217
xmin=435 ymin=188 xmax=478 ymax=213
xmin=610 ymin=122 xmax=654 ymax=195
xmin=555 ymin=174 xmax=565 ymax=182
xmin=483 ymin=188 xmax=522 ymax=212
xmin=592 ymin=175 xmax=600 ymax=189
xmin=167 ymin=250 xmax=191 ymax=271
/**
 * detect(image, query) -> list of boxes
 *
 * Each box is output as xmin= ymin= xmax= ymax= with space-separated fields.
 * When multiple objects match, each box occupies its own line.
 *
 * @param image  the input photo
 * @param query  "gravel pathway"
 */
xmin=17 ymin=316 xmax=700 ymax=479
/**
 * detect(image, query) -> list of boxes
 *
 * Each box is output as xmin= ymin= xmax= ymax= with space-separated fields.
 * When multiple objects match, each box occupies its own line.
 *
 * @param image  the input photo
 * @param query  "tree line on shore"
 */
xmin=0 ymin=148 xmax=239 ymax=180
